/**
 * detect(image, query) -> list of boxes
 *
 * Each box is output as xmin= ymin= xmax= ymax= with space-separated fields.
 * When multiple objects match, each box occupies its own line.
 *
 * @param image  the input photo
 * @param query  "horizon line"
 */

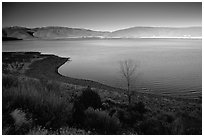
xmin=2 ymin=25 xmax=202 ymax=32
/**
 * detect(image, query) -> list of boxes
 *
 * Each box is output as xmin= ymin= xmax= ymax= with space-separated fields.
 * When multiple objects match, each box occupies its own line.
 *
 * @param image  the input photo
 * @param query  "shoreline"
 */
xmin=2 ymin=51 xmax=201 ymax=103
xmin=3 ymin=37 xmax=202 ymax=42
xmin=3 ymin=52 xmax=202 ymax=114
xmin=23 ymin=53 xmax=202 ymax=115
xmin=25 ymin=53 xmax=124 ymax=92
xmin=23 ymin=52 xmax=201 ymax=103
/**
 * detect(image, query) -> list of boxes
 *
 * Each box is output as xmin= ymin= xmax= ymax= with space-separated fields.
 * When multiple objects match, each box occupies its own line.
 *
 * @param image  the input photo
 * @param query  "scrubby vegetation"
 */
xmin=3 ymin=75 xmax=73 ymax=134
xmin=84 ymin=107 xmax=120 ymax=134
xmin=72 ymin=86 xmax=102 ymax=124
xmin=2 ymin=52 xmax=202 ymax=135
xmin=3 ymin=74 xmax=201 ymax=135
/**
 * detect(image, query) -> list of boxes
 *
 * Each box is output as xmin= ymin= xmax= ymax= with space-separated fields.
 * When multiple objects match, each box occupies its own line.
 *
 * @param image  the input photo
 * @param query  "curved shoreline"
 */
xmin=23 ymin=53 xmax=201 ymax=103
xmin=3 ymin=51 xmax=201 ymax=116
xmin=25 ymin=53 xmax=124 ymax=92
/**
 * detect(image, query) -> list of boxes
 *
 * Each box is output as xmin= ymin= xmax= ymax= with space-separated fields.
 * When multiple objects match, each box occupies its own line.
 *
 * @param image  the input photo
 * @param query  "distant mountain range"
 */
xmin=108 ymin=26 xmax=202 ymax=38
xmin=2 ymin=26 xmax=202 ymax=40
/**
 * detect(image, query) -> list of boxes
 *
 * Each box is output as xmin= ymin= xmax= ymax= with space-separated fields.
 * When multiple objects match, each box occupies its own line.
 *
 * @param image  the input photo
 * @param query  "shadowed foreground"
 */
xmin=2 ymin=52 xmax=202 ymax=135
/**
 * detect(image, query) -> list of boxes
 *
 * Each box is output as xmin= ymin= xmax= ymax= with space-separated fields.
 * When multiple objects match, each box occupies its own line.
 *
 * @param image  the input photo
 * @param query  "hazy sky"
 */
xmin=3 ymin=2 xmax=202 ymax=31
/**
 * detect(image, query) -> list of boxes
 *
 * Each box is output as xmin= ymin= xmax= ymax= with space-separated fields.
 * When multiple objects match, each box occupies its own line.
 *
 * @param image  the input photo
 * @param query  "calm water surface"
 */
xmin=3 ymin=39 xmax=202 ymax=98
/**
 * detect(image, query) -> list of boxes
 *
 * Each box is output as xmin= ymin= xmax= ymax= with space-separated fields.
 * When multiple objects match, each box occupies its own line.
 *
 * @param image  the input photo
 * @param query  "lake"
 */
xmin=2 ymin=39 xmax=202 ymax=98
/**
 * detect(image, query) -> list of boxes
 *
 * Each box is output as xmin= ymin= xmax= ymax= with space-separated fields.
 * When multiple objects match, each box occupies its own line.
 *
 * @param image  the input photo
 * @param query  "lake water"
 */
xmin=3 ymin=39 xmax=202 ymax=98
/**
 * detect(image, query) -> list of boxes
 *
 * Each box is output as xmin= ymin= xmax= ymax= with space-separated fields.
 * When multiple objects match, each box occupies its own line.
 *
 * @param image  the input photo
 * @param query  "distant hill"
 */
xmin=2 ymin=26 xmax=109 ymax=40
xmin=2 ymin=26 xmax=202 ymax=40
xmin=2 ymin=26 xmax=35 ymax=40
xmin=33 ymin=26 xmax=109 ymax=39
xmin=108 ymin=27 xmax=202 ymax=38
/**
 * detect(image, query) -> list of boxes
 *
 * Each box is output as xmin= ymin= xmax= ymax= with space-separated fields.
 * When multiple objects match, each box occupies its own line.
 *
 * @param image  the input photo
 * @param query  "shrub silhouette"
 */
xmin=157 ymin=112 xmax=175 ymax=124
xmin=170 ymin=112 xmax=202 ymax=135
xmin=129 ymin=102 xmax=147 ymax=114
xmin=84 ymin=107 xmax=120 ymax=134
xmin=139 ymin=118 xmax=170 ymax=135
xmin=72 ymin=86 xmax=102 ymax=124
xmin=79 ymin=86 xmax=102 ymax=109
xmin=117 ymin=102 xmax=147 ymax=126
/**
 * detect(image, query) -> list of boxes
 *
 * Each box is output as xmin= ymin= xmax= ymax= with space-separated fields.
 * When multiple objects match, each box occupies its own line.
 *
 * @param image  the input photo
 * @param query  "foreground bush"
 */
xmin=84 ymin=107 xmax=120 ymax=134
xmin=128 ymin=102 xmax=147 ymax=114
xmin=117 ymin=101 xmax=147 ymax=127
xmin=78 ymin=86 xmax=102 ymax=109
xmin=170 ymin=112 xmax=202 ymax=135
xmin=72 ymin=86 xmax=102 ymax=124
xmin=3 ymin=109 xmax=32 ymax=135
xmin=137 ymin=111 xmax=202 ymax=135
xmin=139 ymin=117 xmax=170 ymax=135
xmin=3 ymin=75 xmax=73 ymax=133
xmin=138 ymin=112 xmax=177 ymax=135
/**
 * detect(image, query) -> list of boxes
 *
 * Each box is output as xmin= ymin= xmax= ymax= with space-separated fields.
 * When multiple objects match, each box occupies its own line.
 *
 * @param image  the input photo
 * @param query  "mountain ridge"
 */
xmin=2 ymin=26 xmax=202 ymax=40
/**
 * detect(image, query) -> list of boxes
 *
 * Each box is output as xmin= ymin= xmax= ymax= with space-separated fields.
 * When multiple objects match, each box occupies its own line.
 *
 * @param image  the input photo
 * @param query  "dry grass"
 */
xmin=3 ymin=75 xmax=73 ymax=134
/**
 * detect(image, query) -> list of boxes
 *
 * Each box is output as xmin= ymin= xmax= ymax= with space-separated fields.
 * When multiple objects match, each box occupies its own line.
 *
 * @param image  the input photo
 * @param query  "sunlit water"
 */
xmin=3 ymin=39 xmax=202 ymax=98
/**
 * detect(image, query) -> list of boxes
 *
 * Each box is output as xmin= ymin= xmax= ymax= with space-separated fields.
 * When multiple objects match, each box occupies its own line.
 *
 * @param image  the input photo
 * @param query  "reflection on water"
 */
xmin=3 ymin=39 xmax=202 ymax=98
